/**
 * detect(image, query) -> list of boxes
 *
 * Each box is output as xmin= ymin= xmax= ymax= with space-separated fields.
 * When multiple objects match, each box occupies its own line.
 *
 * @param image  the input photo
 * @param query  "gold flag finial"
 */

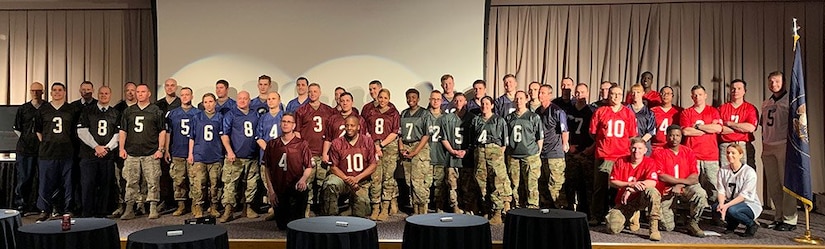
xmin=793 ymin=18 xmax=801 ymax=50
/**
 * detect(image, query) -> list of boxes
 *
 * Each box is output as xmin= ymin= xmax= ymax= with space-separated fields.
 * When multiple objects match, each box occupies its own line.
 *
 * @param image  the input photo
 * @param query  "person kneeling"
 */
xmin=715 ymin=143 xmax=760 ymax=237
xmin=652 ymin=125 xmax=708 ymax=237
xmin=323 ymin=116 xmax=377 ymax=217
xmin=605 ymin=137 xmax=662 ymax=241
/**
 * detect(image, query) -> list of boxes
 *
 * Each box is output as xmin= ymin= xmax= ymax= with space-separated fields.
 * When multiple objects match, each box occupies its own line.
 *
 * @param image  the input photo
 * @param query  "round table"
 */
xmin=1 ymin=209 xmax=22 ymax=249
xmin=16 ymin=217 xmax=119 ymax=249
xmin=287 ymin=216 xmax=378 ymax=249
xmin=503 ymin=208 xmax=591 ymax=249
xmin=403 ymin=213 xmax=491 ymax=249
xmin=126 ymin=224 xmax=228 ymax=249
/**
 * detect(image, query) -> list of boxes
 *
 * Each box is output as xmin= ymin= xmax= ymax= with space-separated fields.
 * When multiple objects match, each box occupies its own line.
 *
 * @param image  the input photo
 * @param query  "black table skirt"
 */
xmin=16 ymin=218 xmax=119 ymax=249
xmin=503 ymin=208 xmax=591 ymax=249
xmin=402 ymin=213 xmax=491 ymax=249
xmin=126 ymin=224 xmax=229 ymax=249
xmin=1 ymin=210 xmax=22 ymax=249
xmin=287 ymin=216 xmax=378 ymax=249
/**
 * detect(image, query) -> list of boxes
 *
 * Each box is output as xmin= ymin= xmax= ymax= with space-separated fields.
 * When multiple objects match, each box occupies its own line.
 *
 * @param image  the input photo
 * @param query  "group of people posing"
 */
xmin=13 ymin=71 xmax=797 ymax=239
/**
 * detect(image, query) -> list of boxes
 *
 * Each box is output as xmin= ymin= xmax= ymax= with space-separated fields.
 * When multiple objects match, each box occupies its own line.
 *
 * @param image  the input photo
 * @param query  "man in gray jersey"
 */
xmin=505 ymin=91 xmax=544 ymax=208
xmin=761 ymin=71 xmax=798 ymax=231
xmin=428 ymin=90 xmax=451 ymax=213
xmin=440 ymin=93 xmax=475 ymax=214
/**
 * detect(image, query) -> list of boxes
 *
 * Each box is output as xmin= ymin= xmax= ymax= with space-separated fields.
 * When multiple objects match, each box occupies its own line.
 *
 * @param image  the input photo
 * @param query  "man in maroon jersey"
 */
xmin=322 ymin=92 xmax=368 ymax=164
xmin=262 ymin=113 xmax=313 ymax=230
xmin=605 ymin=137 xmax=662 ymax=241
xmin=650 ymin=86 xmax=682 ymax=149
xmin=294 ymin=83 xmax=336 ymax=216
xmin=323 ymin=115 xmax=378 ymax=217
xmin=718 ymin=79 xmax=758 ymax=167
xmin=679 ymin=85 xmax=722 ymax=203
xmin=361 ymin=80 xmax=394 ymax=121
xmin=589 ymin=85 xmax=637 ymax=226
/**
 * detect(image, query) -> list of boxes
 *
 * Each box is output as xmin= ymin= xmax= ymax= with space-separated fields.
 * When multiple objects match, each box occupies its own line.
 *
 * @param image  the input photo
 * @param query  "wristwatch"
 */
xmin=158 ymin=148 xmax=166 ymax=153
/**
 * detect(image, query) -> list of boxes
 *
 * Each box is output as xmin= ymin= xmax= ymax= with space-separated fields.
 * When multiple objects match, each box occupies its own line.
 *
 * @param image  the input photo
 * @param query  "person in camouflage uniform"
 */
xmin=427 ymin=90 xmax=451 ymax=213
xmin=505 ymin=91 xmax=544 ymax=208
xmin=323 ymin=116 xmax=377 ymax=217
xmin=535 ymin=85 xmax=570 ymax=209
xmin=606 ymin=137 xmax=662 ymax=241
xmin=187 ymin=93 xmax=224 ymax=218
xmin=399 ymin=88 xmax=434 ymax=215
xmin=651 ymin=125 xmax=707 ymax=237
xmin=473 ymin=96 xmax=510 ymax=224
xmin=365 ymin=89 xmax=400 ymax=221
xmin=440 ymin=93 xmax=476 ymax=214
xmin=563 ymin=83 xmax=596 ymax=214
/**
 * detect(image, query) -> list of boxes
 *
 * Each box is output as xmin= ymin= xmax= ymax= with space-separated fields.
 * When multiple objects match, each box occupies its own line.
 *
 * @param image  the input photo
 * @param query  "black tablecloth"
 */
xmin=287 ymin=216 xmax=378 ymax=249
xmin=402 ymin=213 xmax=491 ymax=249
xmin=16 ymin=217 xmax=119 ymax=249
xmin=126 ymin=224 xmax=228 ymax=249
xmin=1 ymin=209 xmax=22 ymax=249
xmin=503 ymin=208 xmax=591 ymax=249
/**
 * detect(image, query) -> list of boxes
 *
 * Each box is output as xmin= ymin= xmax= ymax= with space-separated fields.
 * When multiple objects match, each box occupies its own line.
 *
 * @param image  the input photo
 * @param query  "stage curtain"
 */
xmin=0 ymin=9 xmax=156 ymax=105
xmin=486 ymin=1 xmax=825 ymax=194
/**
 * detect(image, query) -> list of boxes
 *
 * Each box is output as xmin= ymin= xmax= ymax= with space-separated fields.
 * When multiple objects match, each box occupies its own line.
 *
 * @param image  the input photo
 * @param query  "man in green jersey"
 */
xmin=399 ymin=88 xmax=434 ymax=215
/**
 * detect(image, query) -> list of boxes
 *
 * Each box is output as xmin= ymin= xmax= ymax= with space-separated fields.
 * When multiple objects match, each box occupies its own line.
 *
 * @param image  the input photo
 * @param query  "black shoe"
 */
xmin=774 ymin=223 xmax=797 ymax=231
xmin=765 ymin=221 xmax=780 ymax=229
xmin=723 ymin=228 xmax=736 ymax=234
xmin=744 ymin=223 xmax=759 ymax=237
xmin=36 ymin=212 xmax=49 ymax=222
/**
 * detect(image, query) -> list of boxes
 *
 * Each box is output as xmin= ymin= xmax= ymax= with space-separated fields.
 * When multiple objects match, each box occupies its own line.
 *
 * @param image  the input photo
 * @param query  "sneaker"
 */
xmin=744 ymin=223 xmax=758 ymax=237
xmin=774 ymin=223 xmax=797 ymax=231
xmin=765 ymin=221 xmax=780 ymax=229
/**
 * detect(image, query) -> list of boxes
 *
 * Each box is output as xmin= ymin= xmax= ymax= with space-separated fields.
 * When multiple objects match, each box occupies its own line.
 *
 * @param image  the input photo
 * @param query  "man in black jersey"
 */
xmin=71 ymin=81 xmax=98 ymax=110
xmin=118 ymin=83 xmax=167 ymax=220
xmin=13 ymin=82 xmax=44 ymax=212
xmin=110 ymin=81 xmax=137 ymax=218
xmin=76 ymin=86 xmax=120 ymax=217
xmin=156 ymin=78 xmax=182 ymax=113
xmin=34 ymin=82 xmax=80 ymax=221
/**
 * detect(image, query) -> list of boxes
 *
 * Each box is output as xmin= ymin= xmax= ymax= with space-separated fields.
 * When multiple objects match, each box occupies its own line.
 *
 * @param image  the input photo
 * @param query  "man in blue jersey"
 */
xmin=495 ymin=74 xmax=518 ymax=117
xmin=466 ymin=80 xmax=487 ymax=114
xmin=164 ymin=87 xmax=201 ymax=216
xmin=188 ymin=93 xmax=225 ymax=218
xmin=440 ymin=74 xmax=457 ymax=113
xmin=198 ymin=80 xmax=236 ymax=114
xmin=219 ymin=91 xmax=261 ymax=222
xmin=256 ymin=92 xmax=283 ymax=220
xmin=285 ymin=77 xmax=310 ymax=114
xmin=250 ymin=75 xmax=281 ymax=114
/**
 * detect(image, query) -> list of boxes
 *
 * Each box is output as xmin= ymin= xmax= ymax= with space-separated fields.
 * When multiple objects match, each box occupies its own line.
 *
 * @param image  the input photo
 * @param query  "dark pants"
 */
xmin=713 ymin=201 xmax=755 ymax=228
xmin=14 ymin=156 xmax=38 ymax=208
xmin=274 ymin=188 xmax=309 ymax=230
xmin=80 ymin=157 xmax=114 ymax=217
xmin=37 ymin=159 xmax=73 ymax=213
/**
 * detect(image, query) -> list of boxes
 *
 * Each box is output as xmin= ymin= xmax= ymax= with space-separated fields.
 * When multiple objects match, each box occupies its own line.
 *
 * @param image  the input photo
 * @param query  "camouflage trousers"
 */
xmin=306 ymin=156 xmax=325 ymax=205
xmin=124 ymin=155 xmax=161 ymax=203
xmin=697 ymin=160 xmax=719 ymax=204
xmin=221 ymin=158 xmax=259 ymax=205
xmin=435 ymin=166 xmax=460 ymax=209
xmin=459 ymin=167 xmax=481 ymax=213
xmin=507 ymin=154 xmax=541 ymax=208
xmin=539 ymin=157 xmax=568 ymax=209
xmin=591 ymin=159 xmax=615 ymax=222
xmin=565 ymin=153 xmax=594 ymax=213
xmin=190 ymin=162 xmax=222 ymax=204
xmin=475 ymin=144 xmax=511 ymax=212
xmin=170 ymin=157 xmax=190 ymax=201
xmin=660 ymin=184 xmax=708 ymax=231
xmin=606 ymin=187 xmax=662 ymax=234
xmin=402 ymin=141 xmax=432 ymax=205
xmin=370 ymin=140 xmax=399 ymax=204
xmin=323 ymin=175 xmax=371 ymax=218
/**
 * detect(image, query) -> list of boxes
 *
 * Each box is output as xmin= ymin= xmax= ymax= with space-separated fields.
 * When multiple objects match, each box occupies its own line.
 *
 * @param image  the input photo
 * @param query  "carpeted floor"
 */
xmin=19 ymin=208 xmax=825 ymax=245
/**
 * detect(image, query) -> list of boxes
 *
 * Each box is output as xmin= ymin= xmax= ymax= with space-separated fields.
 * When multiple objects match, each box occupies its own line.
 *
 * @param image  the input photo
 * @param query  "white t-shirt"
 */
xmin=717 ymin=164 xmax=762 ymax=219
xmin=761 ymin=93 xmax=788 ymax=145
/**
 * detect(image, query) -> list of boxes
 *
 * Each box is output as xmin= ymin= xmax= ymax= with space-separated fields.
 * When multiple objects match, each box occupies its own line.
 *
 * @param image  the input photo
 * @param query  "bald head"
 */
xmin=267 ymin=91 xmax=281 ymax=109
xmin=30 ymin=82 xmax=44 ymax=101
xmin=164 ymin=78 xmax=178 ymax=96
xmin=237 ymin=91 xmax=250 ymax=110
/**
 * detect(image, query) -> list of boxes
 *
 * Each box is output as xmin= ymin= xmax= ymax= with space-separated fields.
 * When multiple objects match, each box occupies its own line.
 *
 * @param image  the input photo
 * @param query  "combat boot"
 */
xmin=376 ymin=201 xmax=390 ymax=221
xmin=209 ymin=203 xmax=220 ymax=217
xmin=265 ymin=207 xmax=277 ymax=221
xmin=649 ymin=220 xmax=662 ymax=241
xmin=245 ymin=204 xmax=258 ymax=219
xmin=172 ymin=201 xmax=186 ymax=216
xmin=390 ymin=198 xmax=399 ymax=215
xmin=628 ymin=210 xmax=641 ymax=231
xmin=219 ymin=204 xmax=234 ymax=223
xmin=489 ymin=210 xmax=503 ymax=225
xmin=191 ymin=203 xmax=203 ymax=218
xmin=148 ymin=201 xmax=160 ymax=219
xmin=452 ymin=205 xmax=464 ymax=214
xmin=369 ymin=204 xmax=381 ymax=220
xmin=688 ymin=219 xmax=706 ymax=238
xmin=419 ymin=204 xmax=429 ymax=214
xmin=120 ymin=201 xmax=136 ymax=220
xmin=108 ymin=203 xmax=124 ymax=218
xmin=503 ymin=201 xmax=511 ymax=214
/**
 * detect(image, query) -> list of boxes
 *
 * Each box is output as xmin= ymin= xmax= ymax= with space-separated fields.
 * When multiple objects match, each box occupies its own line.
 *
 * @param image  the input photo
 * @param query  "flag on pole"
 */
xmin=783 ymin=21 xmax=813 ymax=210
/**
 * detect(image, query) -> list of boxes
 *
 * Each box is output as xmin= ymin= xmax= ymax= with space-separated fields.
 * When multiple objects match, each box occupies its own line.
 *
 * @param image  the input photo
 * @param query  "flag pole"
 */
xmin=789 ymin=17 xmax=821 ymax=245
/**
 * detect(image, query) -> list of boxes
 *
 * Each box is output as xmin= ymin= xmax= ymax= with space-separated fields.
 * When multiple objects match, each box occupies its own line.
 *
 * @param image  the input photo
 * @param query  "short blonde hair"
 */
xmin=631 ymin=83 xmax=644 ymax=92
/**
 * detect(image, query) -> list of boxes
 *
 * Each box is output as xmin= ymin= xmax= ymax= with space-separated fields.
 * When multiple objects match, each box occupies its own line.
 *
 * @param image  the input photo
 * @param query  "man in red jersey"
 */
xmin=624 ymin=71 xmax=662 ymax=106
xmin=322 ymin=92 xmax=368 ymax=163
xmin=718 ymin=79 xmax=758 ymax=167
xmin=650 ymin=86 xmax=682 ymax=149
xmin=651 ymin=125 xmax=707 ymax=237
xmin=605 ymin=137 xmax=662 ymax=241
xmin=294 ymin=83 xmax=336 ymax=216
xmin=323 ymin=115 xmax=378 ymax=217
xmin=262 ymin=113 xmax=313 ymax=230
xmin=679 ymin=85 xmax=722 ymax=203
xmin=589 ymin=86 xmax=637 ymax=225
